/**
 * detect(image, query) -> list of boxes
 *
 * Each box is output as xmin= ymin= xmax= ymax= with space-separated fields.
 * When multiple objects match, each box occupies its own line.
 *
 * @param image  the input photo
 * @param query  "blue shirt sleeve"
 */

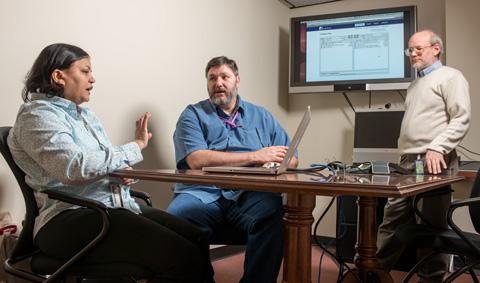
xmin=173 ymin=106 xmax=209 ymax=169
xmin=85 ymin=110 xmax=143 ymax=166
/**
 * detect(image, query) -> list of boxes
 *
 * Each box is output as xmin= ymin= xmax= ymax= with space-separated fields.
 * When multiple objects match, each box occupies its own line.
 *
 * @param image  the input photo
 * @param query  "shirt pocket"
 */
xmin=235 ymin=127 xmax=269 ymax=150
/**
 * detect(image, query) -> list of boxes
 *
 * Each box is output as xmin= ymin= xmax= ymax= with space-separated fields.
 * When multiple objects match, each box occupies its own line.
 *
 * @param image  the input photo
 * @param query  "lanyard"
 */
xmin=220 ymin=111 xmax=239 ymax=128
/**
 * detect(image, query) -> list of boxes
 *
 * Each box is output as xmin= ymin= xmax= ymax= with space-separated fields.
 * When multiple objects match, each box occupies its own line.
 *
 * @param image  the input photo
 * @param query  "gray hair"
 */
xmin=419 ymin=29 xmax=443 ymax=58
xmin=430 ymin=33 xmax=443 ymax=58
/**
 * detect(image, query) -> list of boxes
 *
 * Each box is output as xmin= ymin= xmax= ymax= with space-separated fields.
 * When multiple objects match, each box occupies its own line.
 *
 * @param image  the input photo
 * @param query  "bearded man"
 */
xmin=167 ymin=56 xmax=298 ymax=283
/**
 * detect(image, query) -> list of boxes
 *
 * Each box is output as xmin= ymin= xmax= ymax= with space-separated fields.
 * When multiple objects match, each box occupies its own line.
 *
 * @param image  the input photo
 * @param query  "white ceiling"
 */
xmin=280 ymin=0 xmax=342 ymax=8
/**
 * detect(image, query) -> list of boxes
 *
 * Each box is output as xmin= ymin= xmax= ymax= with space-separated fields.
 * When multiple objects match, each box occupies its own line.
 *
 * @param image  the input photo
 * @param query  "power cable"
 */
xmin=342 ymin=92 xmax=356 ymax=113
xmin=313 ymin=196 xmax=362 ymax=283
xmin=458 ymin=145 xmax=480 ymax=156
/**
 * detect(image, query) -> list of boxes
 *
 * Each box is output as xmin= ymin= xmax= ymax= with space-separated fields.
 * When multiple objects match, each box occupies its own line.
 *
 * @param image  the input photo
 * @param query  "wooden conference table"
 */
xmin=110 ymin=169 xmax=464 ymax=283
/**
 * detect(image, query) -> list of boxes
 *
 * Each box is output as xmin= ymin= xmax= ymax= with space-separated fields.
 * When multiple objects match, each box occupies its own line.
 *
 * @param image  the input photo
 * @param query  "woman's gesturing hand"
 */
xmin=135 ymin=112 xmax=153 ymax=150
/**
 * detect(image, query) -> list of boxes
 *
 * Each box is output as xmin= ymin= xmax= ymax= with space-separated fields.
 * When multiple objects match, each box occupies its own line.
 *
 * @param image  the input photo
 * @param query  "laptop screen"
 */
xmin=278 ymin=106 xmax=311 ymax=173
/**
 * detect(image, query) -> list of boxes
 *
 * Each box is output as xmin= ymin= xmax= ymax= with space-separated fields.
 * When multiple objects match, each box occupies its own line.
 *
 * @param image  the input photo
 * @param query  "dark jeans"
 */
xmin=167 ymin=191 xmax=284 ymax=283
xmin=35 ymin=205 xmax=214 ymax=283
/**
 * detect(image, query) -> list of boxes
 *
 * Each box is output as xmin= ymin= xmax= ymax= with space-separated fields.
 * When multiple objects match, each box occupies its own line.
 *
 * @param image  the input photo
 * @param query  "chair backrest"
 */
xmin=0 ymin=126 xmax=39 ymax=260
xmin=469 ymin=168 xmax=480 ymax=233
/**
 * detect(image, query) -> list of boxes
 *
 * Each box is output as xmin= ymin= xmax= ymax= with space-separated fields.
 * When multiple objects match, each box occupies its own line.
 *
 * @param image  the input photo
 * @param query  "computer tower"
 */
xmin=335 ymin=195 xmax=416 ymax=272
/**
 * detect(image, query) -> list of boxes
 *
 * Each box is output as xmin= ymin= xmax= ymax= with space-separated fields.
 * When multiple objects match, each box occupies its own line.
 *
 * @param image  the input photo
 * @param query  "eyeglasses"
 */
xmin=404 ymin=45 xmax=433 ymax=57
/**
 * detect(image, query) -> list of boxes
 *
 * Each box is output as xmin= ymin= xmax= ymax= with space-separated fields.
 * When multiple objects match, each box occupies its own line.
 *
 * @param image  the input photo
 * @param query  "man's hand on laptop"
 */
xmin=252 ymin=146 xmax=288 ymax=165
xmin=262 ymin=162 xmax=281 ymax=169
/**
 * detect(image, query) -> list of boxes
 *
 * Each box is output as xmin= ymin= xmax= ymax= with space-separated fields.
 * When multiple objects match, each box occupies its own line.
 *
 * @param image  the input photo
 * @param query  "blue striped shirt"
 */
xmin=418 ymin=60 xmax=443 ymax=77
xmin=8 ymin=93 xmax=142 ymax=235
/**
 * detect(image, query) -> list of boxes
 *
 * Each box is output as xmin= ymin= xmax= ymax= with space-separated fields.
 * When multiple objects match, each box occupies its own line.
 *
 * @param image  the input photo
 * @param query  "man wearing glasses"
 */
xmin=377 ymin=30 xmax=471 ymax=282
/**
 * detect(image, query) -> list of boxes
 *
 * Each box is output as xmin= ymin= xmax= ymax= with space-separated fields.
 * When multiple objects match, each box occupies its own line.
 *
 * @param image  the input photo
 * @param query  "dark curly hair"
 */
xmin=22 ymin=43 xmax=89 ymax=102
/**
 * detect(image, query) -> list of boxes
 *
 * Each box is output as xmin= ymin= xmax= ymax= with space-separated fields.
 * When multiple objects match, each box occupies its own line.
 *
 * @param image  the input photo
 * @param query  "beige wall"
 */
xmin=445 ymin=0 xmax=480 ymax=233
xmin=0 ymin=0 xmax=290 ymax=224
xmin=446 ymin=0 xmax=480 ymax=161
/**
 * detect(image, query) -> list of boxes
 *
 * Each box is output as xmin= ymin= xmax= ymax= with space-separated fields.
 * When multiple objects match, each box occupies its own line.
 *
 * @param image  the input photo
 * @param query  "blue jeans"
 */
xmin=167 ymin=191 xmax=284 ymax=283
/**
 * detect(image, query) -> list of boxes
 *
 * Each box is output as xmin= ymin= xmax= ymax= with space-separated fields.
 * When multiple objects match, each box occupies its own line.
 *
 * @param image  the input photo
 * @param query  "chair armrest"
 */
xmin=43 ymin=189 xmax=107 ymax=210
xmin=413 ymin=186 xmax=453 ymax=225
xmin=447 ymin=196 xmax=480 ymax=257
xmin=42 ymin=189 xmax=110 ymax=283
xmin=130 ymin=190 xmax=152 ymax=207
xmin=449 ymin=196 xmax=480 ymax=210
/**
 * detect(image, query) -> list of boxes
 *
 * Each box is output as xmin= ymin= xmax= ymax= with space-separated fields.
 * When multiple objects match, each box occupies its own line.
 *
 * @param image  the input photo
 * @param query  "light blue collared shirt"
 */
xmin=418 ymin=60 xmax=443 ymax=77
xmin=8 ymin=93 xmax=142 ymax=235
xmin=173 ymin=95 xmax=292 ymax=203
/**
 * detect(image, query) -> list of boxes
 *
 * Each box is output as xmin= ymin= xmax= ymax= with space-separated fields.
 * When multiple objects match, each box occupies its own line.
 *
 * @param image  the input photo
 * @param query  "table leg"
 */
xmin=282 ymin=193 xmax=315 ymax=283
xmin=343 ymin=196 xmax=393 ymax=283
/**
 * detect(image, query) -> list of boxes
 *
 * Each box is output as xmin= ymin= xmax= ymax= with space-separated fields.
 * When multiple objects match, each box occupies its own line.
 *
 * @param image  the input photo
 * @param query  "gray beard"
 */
xmin=211 ymin=92 xmax=236 ymax=106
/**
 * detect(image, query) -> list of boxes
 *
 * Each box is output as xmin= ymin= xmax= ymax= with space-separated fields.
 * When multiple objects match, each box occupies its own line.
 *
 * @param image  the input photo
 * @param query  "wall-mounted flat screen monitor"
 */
xmin=290 ymin=6 xmax=417 ymax=93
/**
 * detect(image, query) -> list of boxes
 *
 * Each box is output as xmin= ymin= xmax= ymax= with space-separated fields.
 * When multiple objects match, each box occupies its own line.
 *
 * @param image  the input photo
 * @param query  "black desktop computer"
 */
xmin=353 ymin=109 xmax=404 ymax=164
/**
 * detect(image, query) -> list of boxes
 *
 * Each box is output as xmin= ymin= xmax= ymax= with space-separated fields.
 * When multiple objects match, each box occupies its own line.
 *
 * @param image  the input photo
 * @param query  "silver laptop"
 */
xmin=202 ymin=106 xmax=311 ymax=175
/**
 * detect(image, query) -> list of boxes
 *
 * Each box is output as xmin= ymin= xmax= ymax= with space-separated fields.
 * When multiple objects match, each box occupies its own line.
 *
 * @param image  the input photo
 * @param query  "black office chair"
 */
xmin=0 ymin=126 xmax=153 ymax=282
xmin=397 ymin=169 xmax=480 ymax=283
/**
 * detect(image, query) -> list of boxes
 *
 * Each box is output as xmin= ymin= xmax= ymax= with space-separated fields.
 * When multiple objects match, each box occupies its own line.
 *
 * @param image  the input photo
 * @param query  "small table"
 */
xmin=111 ymin=169 xmax=464 ymax=283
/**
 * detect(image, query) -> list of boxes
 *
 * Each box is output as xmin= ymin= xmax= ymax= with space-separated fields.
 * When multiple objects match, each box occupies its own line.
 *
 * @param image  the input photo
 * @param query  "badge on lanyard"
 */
xmin=220 ymin=111 xmax=239 ymax=128
xmin=110 ymin=184 xmax=124 ymax=207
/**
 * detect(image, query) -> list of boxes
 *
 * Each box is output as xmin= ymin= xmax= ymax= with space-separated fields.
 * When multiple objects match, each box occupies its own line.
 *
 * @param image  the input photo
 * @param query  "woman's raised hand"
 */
xmin=135 ymin=112 xmax=153 ymax=150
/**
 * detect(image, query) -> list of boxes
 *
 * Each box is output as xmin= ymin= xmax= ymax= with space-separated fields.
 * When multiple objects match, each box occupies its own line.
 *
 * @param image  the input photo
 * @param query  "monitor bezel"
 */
xmin=289 ymin=5 xmax=417 ymax=93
